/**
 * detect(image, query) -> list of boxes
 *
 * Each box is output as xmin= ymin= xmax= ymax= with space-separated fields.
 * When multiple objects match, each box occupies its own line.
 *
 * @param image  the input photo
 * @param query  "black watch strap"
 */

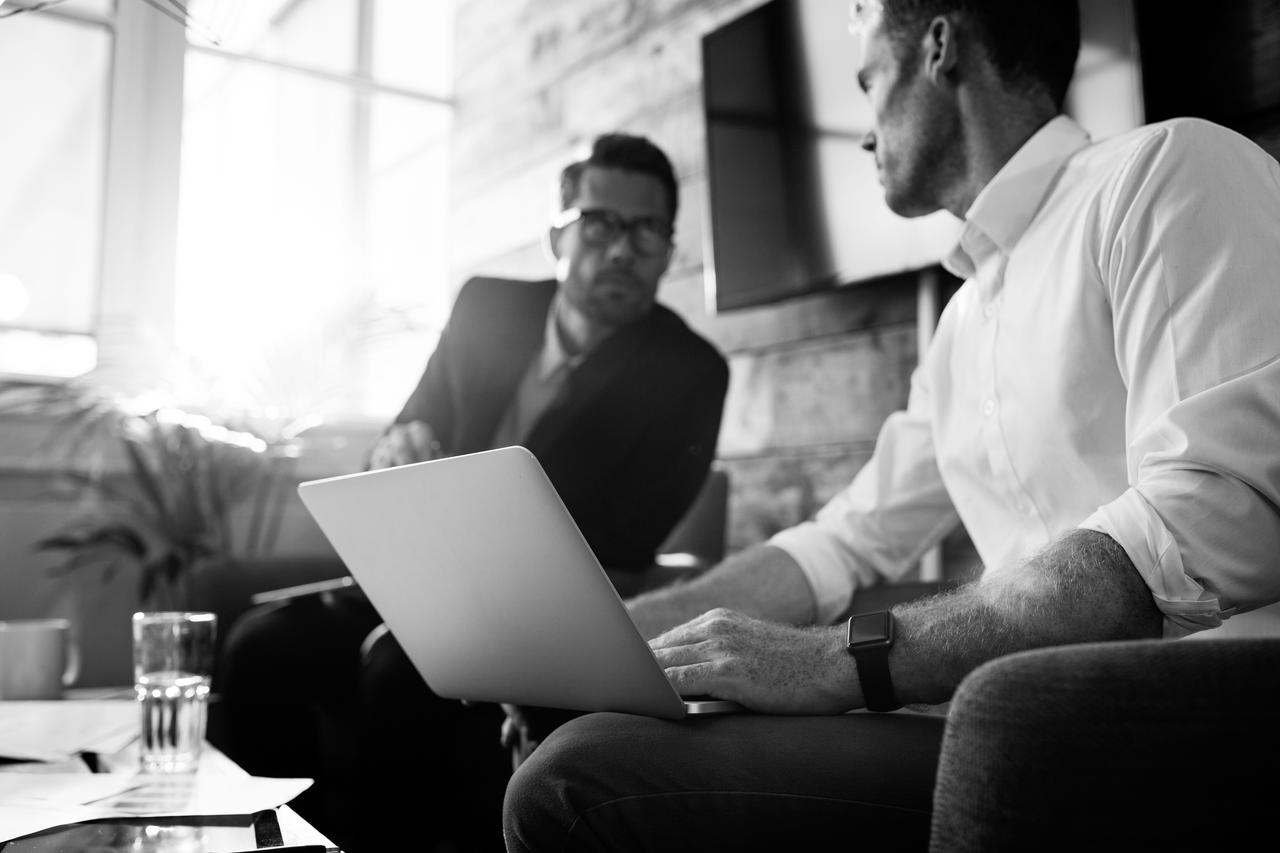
xmin=845 ymin=610 xmax=902 ymax=712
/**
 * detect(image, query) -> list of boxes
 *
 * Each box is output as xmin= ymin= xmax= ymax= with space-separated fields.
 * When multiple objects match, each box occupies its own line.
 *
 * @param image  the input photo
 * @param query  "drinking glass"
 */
xmin=132 ymin=611 xmax=217 ymax=773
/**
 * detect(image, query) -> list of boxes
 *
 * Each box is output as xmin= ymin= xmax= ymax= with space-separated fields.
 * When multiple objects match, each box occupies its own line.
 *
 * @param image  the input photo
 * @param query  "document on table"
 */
xmin=0 ymin=701 xmax=313 ymax=843
xmin=0 ymin=701 xmax=139 ymax=762
xmin=0 ymin=772 xmax=314 ymax=843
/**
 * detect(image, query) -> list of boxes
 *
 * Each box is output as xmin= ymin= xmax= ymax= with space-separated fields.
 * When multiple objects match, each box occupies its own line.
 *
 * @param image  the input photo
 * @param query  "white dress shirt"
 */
xmin=770 ymin=116 xmax=1280 ymax=637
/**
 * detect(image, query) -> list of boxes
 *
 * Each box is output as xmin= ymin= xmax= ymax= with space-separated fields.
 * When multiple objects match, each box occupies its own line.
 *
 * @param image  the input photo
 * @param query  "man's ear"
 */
xmin=544 ymin=226 xmax=562 ymax=265
xmin=923 ymin=15 xmax=959 ymax=87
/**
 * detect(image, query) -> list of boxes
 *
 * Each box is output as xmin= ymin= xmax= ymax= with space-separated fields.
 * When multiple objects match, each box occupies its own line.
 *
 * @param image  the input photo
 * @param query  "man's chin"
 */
xmin=884 ymin=193 xmax=940 ymax=219
xmin=589 ymin=293 xmax=651 ymax=327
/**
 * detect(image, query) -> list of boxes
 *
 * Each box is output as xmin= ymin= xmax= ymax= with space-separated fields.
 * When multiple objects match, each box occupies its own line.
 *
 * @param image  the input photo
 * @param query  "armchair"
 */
xmin=606 ymin=465 xmax=729 ymax=600
xmin=929 ymin=635 xmax=1280 ymax=851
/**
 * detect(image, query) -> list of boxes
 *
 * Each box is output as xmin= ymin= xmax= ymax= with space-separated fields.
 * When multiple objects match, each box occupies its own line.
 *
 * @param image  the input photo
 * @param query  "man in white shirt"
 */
xmin=503 ymin=0 xmax=1280 ymax=850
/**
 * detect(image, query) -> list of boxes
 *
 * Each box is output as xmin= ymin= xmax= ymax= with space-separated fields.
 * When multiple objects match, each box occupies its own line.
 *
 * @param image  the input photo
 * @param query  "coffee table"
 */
xmin=96 ymin=739 xmax=340 ymax=852
xmin=1 ymin=690 xmax=341 ymax=852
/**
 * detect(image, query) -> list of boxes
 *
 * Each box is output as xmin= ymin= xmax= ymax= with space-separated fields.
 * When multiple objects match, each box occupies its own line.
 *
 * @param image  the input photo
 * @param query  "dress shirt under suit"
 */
xmin=394 ymin=275 xmax=729 ymax=571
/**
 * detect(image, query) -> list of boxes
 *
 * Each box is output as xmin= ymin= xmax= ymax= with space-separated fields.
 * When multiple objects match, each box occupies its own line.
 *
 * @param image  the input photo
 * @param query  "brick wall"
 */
xmin=444 ymin=0 xmax=1155 ymax=580
xmin=447 ymin=0 xmax=940 ymax=565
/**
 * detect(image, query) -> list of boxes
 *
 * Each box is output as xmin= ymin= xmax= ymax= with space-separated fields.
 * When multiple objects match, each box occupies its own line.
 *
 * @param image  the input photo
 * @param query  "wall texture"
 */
xmin=447 ymin=0 xmax=961 ymax=572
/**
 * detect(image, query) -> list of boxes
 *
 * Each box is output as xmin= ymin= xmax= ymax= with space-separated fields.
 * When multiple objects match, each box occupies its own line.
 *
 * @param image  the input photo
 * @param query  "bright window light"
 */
xmin=0 ymin=273 xmax=29 ymax=322
xmin=0 ymin=9 xmax=109 ymax=377
xmin=172 ymin=0 xmax=455 ymax=424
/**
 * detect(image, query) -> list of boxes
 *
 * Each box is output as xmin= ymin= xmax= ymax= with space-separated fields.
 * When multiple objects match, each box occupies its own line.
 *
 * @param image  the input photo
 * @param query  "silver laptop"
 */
xmin=297 ymin=445 xmax=741 ymax=719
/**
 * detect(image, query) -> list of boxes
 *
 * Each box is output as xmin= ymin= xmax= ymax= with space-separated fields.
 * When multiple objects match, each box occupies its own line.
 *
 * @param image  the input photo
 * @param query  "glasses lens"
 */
xmin=578 ymin=210 xmax=618 ymax=245
xmin=631 ymin=220 xmax=671 ymax=255
xmin=570 ymin=209 xmax=671 ymax=256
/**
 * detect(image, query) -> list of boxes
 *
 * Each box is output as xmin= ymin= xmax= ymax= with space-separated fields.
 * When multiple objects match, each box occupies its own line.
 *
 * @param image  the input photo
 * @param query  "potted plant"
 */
xmin=0 ymin=377 xmax=300 ymax=610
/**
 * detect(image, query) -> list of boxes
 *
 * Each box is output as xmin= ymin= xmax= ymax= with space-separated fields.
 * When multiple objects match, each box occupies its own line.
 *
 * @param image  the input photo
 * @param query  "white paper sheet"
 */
xmin=0 ymin=773 xmax=313 ymax=843
xmin=0 ymin=701 xmax=313 ymax=844
xmin=0 ymin=701 xmax=139 ymax=762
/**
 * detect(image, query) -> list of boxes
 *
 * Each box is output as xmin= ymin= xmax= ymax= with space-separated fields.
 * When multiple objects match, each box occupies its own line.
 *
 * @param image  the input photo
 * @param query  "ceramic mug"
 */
xmin=0 ymin=618 xmax=81 ymax=700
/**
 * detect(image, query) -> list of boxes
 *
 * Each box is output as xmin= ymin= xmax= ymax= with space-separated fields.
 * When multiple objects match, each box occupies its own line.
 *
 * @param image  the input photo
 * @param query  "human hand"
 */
xmin=367 ymin=420 xmax=441 ymax=469
xmin=500 ymin=702 xmax=539 ymax=766
xmin=649 ymin=608 xmax=859 ymax=714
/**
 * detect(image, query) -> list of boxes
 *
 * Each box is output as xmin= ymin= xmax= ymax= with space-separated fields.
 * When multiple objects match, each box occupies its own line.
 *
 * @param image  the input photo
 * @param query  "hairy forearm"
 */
xmin=892 ymin=528 xmax=1164 ymax=705
xmin=627 ymin=544 xmax=816 ymax=640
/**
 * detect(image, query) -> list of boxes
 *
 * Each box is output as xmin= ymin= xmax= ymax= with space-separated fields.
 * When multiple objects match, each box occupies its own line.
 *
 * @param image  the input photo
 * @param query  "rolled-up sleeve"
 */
xmin=1081 ymin=121 xmax=1280 ymax=637
xmin=770 ymin=367 xmax=960 ymax=624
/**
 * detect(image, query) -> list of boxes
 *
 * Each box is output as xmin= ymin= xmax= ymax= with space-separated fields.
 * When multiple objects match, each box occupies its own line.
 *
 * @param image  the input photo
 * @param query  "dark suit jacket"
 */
xmin=393 ymin=276 xmax=729 ymax=571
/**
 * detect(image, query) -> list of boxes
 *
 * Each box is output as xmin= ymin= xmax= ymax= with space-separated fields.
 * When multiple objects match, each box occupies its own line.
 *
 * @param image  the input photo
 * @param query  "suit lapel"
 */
xmin=524 ymin=311 xmax=655 ymax=454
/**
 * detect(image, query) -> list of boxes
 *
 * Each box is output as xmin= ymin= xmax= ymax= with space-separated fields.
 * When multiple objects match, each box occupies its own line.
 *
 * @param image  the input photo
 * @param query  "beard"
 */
xmin=559 ymin=267 xmax=653 ymax=329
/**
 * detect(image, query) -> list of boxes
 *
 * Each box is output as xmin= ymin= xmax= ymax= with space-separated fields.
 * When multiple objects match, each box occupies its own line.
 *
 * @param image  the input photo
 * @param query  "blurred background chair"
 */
xmin=929 ymin=635 xmax=1280 ymax=852
xmin=606 ymin=465 xmax=730 ymax=600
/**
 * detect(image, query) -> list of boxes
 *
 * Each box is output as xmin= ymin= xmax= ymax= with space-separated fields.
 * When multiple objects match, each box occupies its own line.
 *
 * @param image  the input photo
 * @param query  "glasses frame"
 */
xmin=554 ymin=207 xmax=674 ymax=257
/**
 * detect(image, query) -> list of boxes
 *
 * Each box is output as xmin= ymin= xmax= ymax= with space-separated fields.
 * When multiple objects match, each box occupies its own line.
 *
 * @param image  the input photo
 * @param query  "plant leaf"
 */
xmin=34 ymin=523 xmax=148 ymax=559
xmin=120 ymin=432 xmax=173 ymax=530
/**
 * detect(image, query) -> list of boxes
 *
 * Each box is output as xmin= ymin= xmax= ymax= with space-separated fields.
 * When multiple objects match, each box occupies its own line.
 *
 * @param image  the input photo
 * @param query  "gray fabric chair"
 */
xmin=929 ymin=635 xmax=1280 ymax=852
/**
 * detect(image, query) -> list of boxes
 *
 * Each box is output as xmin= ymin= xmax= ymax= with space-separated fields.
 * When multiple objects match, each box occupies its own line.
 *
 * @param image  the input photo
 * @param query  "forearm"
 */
xmin=627 ymin=544 xmax=816 ymax=640
xmin=892 ymin=528 xmax=1164 ymax=705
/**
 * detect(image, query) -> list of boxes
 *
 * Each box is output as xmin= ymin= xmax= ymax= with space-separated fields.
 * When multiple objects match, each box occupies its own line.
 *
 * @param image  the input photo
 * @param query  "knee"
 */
xmin=359 ymin=629 xmax=427 ymax=701
xmin=359 ymin=627 xmax=412 ymax=686
xmin=503 ymin=714 xmax=629 ymax=853
xmin=223 ymin=603 xmax=281 ymax=654
xmin=218 ymin=601 xmax=333 ymax=696
xmin=357 ymin=629 xmax=447 ymax=735
xmin=503 ymin=727 xmax=577 ymax=853
xmin=218 ymin=603 xmax=290 ymax=685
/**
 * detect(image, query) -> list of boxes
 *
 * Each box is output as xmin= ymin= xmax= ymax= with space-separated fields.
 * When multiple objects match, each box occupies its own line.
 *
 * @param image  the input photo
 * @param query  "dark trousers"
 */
xmin=503 ymin=709 xmax=947 ymax=853
xmin=215 ymin=591 xmax=513 ymax=853
xmin=360 ymin=629 xmax=513 ymax=853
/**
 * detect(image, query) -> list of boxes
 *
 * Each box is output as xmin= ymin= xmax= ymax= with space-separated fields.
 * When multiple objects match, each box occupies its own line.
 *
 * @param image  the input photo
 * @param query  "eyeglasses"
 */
xmin=554 ymin=208 xmax=674 ymax=257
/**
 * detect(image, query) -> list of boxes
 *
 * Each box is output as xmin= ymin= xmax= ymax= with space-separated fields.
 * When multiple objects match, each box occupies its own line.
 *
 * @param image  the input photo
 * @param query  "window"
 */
xmin=0 ymin=0 xmax=455 ymax=426
xmin=175 ymin=0 xmax=454 ymax=423
xmin=0 ymin=0 xmax=112 ymax=378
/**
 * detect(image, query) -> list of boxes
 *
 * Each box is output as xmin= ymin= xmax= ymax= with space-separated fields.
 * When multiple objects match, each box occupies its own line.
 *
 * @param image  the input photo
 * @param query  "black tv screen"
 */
xmin=701 ymin=0 xmax=958 ymax=312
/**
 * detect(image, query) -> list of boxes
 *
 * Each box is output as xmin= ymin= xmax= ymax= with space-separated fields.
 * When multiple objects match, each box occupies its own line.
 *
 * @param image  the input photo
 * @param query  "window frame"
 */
xmin=4 ymin=0 xmax=455 ymax=405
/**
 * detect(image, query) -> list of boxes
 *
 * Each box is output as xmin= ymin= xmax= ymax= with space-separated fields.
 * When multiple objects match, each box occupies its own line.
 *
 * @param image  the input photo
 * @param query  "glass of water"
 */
xmin=131 ymin=611 xmax=217 ymax=774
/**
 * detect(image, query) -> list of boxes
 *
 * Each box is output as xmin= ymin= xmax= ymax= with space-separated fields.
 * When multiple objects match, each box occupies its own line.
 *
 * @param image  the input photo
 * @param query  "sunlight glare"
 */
xmin=0 ymin=273 xmax=29 ymax=322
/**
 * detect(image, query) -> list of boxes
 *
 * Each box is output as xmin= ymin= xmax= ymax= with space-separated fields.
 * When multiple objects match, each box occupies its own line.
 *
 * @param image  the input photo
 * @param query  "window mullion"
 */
xmin=94 ymin=0 xmax=185 ymax=392
xmin=347 ymin=0 xmax=374 ymax=388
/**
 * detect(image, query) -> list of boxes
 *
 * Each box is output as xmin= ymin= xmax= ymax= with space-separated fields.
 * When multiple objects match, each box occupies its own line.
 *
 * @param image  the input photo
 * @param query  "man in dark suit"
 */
xmin=381 ymin=272 xmax=726 ymax=575
xmin=216 ymin=132 xmax=728 ymax=853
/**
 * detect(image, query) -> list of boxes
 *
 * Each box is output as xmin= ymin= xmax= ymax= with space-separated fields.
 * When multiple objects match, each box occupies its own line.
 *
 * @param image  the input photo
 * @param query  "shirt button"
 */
xmin=982 ymin=399 xmax=996 ymax=416
xmin=983 ymin=302 xmax=995 ymax=319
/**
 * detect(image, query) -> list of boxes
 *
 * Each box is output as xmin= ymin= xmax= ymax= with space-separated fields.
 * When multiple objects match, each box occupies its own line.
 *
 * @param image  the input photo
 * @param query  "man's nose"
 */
xmin=604 ymin=228 xmax=637 ymax=263
xmin=861 ymin=130 xmax=876 ymax=152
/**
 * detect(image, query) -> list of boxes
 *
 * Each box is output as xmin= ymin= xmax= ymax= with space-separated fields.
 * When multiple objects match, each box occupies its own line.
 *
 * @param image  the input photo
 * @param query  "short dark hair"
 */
xmin=872 ymin=0 xmax=1080 ymax=110
xmin=559 ymin=133 xmax=679 ymax=223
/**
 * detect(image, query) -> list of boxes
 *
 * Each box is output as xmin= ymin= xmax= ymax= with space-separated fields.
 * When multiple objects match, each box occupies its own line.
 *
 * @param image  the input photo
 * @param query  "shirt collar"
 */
xmin=537 ymin=294 xmax=591 ymax=381
xmin=943 ymin=115 xmax=1092 ymax=278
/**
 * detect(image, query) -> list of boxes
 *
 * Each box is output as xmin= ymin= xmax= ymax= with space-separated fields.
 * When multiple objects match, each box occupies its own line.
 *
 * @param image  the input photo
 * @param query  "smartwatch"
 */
xmin=845 ymin=610 xmax=901 ymax=712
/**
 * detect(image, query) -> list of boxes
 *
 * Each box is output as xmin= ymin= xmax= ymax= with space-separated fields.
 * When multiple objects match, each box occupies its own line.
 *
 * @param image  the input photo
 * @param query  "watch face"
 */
xmin=847 ymin=611 xmax=893 ymax=648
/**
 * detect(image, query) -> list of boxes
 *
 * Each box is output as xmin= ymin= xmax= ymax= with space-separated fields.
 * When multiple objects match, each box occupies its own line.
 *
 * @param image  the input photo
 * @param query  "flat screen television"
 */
xmin=700 ymin=0 xmax=959 ymax=312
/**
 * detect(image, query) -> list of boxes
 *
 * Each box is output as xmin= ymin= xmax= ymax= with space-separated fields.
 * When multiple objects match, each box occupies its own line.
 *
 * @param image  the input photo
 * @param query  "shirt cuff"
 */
xmin=1079 ymin=489 xmax=1222 ymax=637
xmin=768 ymin=522 xmax=867 ymax=624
